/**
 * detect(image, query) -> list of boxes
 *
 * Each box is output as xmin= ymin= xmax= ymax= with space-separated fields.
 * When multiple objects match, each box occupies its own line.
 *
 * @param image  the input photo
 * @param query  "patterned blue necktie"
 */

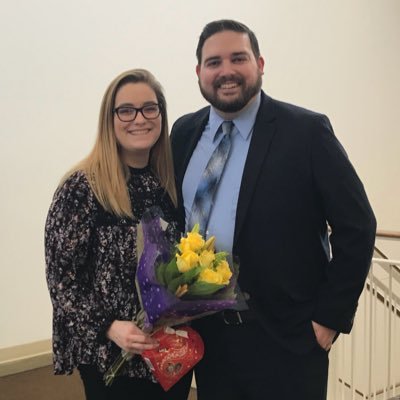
xmin=188 ymin=121 xmax=234 ymax=235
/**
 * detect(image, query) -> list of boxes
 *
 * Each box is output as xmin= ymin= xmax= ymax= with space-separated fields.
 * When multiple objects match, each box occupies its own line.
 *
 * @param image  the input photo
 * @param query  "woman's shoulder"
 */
xmin=60 ymin=169 xmax=89 ymax=188
xmin=46 ymin=169 xmax=98 ymax=228
xmin=54 ymin=169 xmax=94 ymax=204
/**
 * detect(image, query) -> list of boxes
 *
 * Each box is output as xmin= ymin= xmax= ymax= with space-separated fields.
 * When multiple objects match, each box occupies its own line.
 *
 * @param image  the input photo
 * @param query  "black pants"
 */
xmin=193 ymin=315 xmax=329 ymax=400
xmin=78 ymin=365 xmax=192 ymax=400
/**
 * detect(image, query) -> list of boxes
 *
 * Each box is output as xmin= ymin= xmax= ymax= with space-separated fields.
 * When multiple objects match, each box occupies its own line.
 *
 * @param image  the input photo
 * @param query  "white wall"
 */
xmin=0 ymin=0 xmax=399 ymax=349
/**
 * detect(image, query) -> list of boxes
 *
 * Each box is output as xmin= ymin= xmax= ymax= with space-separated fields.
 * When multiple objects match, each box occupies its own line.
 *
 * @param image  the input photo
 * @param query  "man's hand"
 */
xmin=311 ymin=320 xmax=336 ymax=351
xmin=106 ymin=320 xmax=159 ymax=354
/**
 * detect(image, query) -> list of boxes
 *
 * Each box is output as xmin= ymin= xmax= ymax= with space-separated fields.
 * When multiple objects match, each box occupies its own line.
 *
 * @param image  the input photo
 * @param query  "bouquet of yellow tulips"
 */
xmin=157 ymin=223 xmax=233 ymax=299
xmin=134 ymin=209 xmax=238 ymax=330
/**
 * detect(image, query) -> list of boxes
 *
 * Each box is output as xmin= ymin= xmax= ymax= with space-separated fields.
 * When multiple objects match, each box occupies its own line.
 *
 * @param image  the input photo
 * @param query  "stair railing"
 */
xmin=327 ymin=230 xmax=400 ymax=400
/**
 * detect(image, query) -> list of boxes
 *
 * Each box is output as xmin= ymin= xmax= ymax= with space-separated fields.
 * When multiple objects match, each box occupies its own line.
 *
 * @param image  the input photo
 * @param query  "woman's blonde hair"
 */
xmin=63 ymin=68 xmax=177 ymax=217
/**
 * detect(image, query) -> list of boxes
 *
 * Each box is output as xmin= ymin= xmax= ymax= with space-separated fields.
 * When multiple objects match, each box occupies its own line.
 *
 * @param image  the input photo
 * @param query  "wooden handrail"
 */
xmin=373 ymin=245 xmax=400 ymax=273
xmin=327 ymin=228 xmax=400 ymax=240
xmin=376 ymin=229 xmax=400 ymax=239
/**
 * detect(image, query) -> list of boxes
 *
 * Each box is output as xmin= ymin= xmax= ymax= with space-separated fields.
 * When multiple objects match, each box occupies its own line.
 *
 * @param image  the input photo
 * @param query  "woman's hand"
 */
xmin=106 ymin=320 xmax=159 ymax=354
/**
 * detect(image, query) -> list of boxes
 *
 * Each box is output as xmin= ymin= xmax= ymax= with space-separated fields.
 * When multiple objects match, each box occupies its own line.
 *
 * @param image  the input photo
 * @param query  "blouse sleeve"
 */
xmin=45 ymin=172 xmax=112 ymax=349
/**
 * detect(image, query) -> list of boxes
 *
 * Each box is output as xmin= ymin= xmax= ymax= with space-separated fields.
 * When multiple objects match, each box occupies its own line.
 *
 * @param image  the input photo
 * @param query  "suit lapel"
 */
xmin=176 ymin=110 xmax=209 ymax=187
xmin=234 ymin=93 xmax=277 ymax=246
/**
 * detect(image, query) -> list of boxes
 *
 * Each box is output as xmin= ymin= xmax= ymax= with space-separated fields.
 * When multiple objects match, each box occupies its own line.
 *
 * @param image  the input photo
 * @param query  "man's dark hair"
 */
xmin=196 ymin=19 xmax=261 ymax=64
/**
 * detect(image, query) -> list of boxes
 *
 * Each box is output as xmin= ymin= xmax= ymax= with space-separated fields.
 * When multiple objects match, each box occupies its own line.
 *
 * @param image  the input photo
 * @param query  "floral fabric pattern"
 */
xmin=45 ymin=167 xmax=179 ymax=380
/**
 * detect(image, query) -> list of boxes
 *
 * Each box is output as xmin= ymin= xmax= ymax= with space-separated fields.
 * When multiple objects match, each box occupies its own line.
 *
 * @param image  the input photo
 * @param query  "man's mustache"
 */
xmin=213 ymin=75 xmax=244 ymax=88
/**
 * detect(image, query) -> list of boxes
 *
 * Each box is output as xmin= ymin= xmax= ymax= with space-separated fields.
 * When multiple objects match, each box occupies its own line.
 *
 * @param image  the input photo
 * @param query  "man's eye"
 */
xmin=232 ymin=56 xmax=247 ymax=63
xmin=205 ymin=60 xmax=220 ymax=68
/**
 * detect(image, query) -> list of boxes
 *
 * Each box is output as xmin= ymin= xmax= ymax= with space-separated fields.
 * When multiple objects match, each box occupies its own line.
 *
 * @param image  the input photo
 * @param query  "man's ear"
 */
xmin=257 ymin=56 xmax=265 ymax=75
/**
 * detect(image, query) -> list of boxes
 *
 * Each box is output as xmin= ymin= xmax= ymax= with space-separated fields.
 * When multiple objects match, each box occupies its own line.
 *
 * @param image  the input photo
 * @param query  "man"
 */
xmin=171 ymin=19 xmax=376 ymax=400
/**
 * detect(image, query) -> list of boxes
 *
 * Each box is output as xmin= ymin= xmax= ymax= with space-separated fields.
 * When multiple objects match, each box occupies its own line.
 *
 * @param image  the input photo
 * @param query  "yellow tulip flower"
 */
xmin=199 ymin=250 xmax=215 ymax=268
xmin=176 ymin=250 xmax=199 ymax=273
xmin=198 ymin=268 xmax=223 ymax=285
xmin=178 ymin=232 xmax=205 ymax=253
xmin=215 ymin=260 xmax=233 ymax=285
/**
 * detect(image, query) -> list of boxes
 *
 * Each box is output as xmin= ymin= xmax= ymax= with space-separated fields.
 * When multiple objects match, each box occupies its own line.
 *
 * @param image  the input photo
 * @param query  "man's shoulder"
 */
xmin=265 ymin=94 xmax=326 ymax=121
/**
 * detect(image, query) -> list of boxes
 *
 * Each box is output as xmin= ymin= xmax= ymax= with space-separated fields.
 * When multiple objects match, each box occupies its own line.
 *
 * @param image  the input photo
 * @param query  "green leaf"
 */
xmin=163 ymin=257 xmax=180 ymax=285
xmin=213 ymin=252 xmax=228 ymax=266
xmin=191 ymin=223 xmax=200 ymax=233
xmin=186 ymin=281 xmax=225 ymax=296
xmin=155 ymin=262 xmax=167 ymax=286
xmin=167 ymin=266 xmax=201 ymax=294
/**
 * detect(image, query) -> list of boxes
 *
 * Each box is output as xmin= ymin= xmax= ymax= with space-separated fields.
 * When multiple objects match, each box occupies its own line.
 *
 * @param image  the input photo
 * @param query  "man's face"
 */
xmin=196 ymin=30 xmax=264 ymax=115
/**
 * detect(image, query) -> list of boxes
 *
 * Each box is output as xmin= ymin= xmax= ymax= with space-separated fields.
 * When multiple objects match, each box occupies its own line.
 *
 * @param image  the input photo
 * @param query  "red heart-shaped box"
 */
xmin=142 ymin=326 xmax=204 ymax=391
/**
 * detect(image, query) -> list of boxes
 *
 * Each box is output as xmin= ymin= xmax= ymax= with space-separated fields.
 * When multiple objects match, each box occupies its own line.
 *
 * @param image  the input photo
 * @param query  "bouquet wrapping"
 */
xmin=136 ymin=208 xmax=239 ymax=330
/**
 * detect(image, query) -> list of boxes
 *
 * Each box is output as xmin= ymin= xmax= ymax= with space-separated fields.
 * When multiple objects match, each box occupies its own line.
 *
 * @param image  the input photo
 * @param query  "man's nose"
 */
xmin=219 ymin=60 xmax=236 ymax=76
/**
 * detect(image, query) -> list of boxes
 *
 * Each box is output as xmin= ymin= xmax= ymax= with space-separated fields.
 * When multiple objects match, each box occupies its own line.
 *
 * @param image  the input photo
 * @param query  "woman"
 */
xmin=45 ymin=69 xmax=192 ymax=399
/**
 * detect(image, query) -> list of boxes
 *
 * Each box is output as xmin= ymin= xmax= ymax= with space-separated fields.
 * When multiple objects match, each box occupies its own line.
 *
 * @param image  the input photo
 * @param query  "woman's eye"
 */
xmin=119 ymin=108 xmax=134 ymax=115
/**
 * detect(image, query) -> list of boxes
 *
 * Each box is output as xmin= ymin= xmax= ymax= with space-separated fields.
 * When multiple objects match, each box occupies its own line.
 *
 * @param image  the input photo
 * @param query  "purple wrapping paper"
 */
xmin=136 ymin=209 xmax=238 ymax=331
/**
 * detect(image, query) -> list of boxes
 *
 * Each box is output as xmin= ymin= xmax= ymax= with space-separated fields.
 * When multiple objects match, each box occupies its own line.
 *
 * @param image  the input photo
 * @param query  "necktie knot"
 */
xmin=221 ymin=120 xmax=234 ymax=136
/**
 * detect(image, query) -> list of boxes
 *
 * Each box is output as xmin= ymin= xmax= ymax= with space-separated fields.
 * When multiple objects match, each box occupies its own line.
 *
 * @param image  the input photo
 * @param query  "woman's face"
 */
xmin=113 ymin=82 xmax=162 ymax=167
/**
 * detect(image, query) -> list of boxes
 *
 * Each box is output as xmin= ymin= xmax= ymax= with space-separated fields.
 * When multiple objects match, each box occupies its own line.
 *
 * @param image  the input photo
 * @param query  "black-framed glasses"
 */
xmin=113 ymin=103 xmax=161 ymax=122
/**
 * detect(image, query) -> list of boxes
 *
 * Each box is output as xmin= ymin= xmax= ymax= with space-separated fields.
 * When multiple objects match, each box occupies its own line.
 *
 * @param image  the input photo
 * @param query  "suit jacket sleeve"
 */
xmin=310 ymin=114 xmax=376 ymax=333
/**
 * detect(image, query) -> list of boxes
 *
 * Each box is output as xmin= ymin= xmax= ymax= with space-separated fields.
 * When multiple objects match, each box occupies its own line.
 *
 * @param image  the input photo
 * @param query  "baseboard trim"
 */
xmin=0 ymin=339 xmax=52 ymax=377
xmin=0 ymin=339 xmax=198 ymax=389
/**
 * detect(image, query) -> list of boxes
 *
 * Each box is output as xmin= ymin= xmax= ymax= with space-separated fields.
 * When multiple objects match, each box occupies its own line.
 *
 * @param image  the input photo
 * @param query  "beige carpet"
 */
xmin=0 ymin=365 xmax=197 ymax=400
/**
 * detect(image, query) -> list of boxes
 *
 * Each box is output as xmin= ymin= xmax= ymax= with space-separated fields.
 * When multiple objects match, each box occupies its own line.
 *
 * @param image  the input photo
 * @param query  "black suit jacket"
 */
xmin=170 ymin=92 xmax=376 ymax=354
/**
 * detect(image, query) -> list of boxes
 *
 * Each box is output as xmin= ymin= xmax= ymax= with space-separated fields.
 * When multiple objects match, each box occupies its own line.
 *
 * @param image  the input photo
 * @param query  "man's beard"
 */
xmin=198 ymin=73 xmax=262 ymax=113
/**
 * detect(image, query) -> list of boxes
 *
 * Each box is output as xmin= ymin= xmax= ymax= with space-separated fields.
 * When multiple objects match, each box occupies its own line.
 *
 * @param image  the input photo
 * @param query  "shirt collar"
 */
xmin=208 ymin=92 xmax=261 ymax=142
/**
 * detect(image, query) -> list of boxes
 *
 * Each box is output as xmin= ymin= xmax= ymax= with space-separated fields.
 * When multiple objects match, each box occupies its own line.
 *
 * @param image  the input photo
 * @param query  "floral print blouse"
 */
xmin=45 ymin=167 xmax=179 ymax=379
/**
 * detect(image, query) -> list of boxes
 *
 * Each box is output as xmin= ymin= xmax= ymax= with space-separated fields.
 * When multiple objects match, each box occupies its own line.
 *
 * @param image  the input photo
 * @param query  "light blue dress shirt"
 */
xmin=182 ymin=93 xmax=261 ymax=254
